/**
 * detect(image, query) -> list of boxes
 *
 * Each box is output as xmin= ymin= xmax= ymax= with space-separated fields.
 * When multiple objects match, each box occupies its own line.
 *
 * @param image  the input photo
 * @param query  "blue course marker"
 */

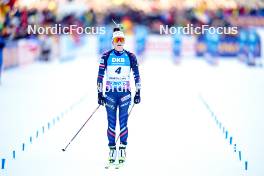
xmin=30 ymin=136 xmax=33 ymax=143
xmin=48 ymin=122 xmax=51 ymax=129
xmin=199 ymin=95 xmax=249 ymax=172
xmin=53 ymin=118 xmax=56 ymax=125
xmin=245 ymin=161 xmax=248 ymax=170
xmin=36 ymin=131 xmax=39 ymax=138
xmin=57 ymin=116 xmax=60 ymax=122
xmin=22 ymin=143 xmax=25 ymax=151
xmin=1 ymin=158 xmax=6 ymax=169
xmin=13 ymin=151 xmax=16 ymax=159
xmin=42 ymin=126 xmax=45 ymax=133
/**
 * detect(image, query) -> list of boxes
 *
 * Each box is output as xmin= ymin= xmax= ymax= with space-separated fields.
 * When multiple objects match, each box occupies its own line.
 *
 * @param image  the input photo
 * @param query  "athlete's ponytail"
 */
xmin=113 ymin=27 xmax=121 ymax=32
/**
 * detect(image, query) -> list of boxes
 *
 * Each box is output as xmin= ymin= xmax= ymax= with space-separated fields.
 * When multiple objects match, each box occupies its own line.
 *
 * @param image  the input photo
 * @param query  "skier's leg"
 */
xmin=118 ymin=92 xmax=131 ymax=145
xmin=105 ymin=92 xmax=118 ymax=147
xmin=115 ymin=91 xmax=131 ymax=167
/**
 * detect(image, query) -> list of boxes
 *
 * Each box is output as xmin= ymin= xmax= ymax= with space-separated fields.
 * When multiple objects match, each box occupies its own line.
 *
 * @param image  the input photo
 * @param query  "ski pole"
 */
xmin=62 ymin=104 xmax=101 ymax=152
xmin=115 ymin=103 xmax=135 ymax=144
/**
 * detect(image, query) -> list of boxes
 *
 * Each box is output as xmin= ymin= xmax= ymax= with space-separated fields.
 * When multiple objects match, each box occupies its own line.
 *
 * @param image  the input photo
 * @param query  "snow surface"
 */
xmin=0 ymin=53 xmax=263 ymax=176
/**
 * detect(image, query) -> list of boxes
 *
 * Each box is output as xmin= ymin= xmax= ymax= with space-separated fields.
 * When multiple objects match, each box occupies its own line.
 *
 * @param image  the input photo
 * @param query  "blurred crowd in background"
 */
xmin=1 ymin=0 xmax=264 ymax=39
xmin=0 ymin=0 xmax=263 ymax=78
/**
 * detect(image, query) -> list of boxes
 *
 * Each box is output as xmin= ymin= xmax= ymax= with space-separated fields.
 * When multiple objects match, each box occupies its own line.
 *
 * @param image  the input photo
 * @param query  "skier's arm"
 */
xmin=129 ymin=53 xmax=141 ymax=104
xmin=97 ymin=52 xmax=109 ymax=105
xmin=97 ymin=54 xmax=108 ymax=93
xmin=130 ymin=53 xmax=141 ymax=91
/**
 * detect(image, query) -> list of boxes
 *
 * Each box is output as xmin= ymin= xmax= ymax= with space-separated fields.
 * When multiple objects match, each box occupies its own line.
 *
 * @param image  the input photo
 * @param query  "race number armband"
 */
xmin=135 ymin=82 xmax=141 ymax=91
xmin=97 ymin=82 xmax=103 ymax=93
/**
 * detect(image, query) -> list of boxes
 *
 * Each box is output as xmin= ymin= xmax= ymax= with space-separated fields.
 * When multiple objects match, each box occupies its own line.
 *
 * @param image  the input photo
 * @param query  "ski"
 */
xmin=115 ymin=160 xmax=125 ymax=169
xmin=105 ymin=163 xmax=114 ymax=169
xmin=105 ymin=159 xmax=116 ymax=169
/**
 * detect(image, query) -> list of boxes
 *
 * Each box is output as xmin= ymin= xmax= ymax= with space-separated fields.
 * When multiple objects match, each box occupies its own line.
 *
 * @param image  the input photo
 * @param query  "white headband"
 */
xmin=112 ymin=31 xmax=125 ymax=40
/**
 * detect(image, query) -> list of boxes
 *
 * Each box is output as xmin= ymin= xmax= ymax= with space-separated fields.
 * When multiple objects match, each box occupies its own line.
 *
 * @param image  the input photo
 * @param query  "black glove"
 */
xmin=98 ymin=92 xmax=105 ymax=105
xmin=134 ymin=90 xmax=141 ymax=104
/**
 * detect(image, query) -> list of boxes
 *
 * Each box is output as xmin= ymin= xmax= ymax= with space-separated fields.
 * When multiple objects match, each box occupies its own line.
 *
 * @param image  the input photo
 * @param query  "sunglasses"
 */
xmin=113 ymin=37 xmax=125 ymax=43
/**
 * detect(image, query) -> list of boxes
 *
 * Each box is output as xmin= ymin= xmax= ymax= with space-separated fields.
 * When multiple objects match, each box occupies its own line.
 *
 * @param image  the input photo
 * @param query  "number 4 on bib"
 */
xmin=115 ymin=67 xmax=122 ymax=74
